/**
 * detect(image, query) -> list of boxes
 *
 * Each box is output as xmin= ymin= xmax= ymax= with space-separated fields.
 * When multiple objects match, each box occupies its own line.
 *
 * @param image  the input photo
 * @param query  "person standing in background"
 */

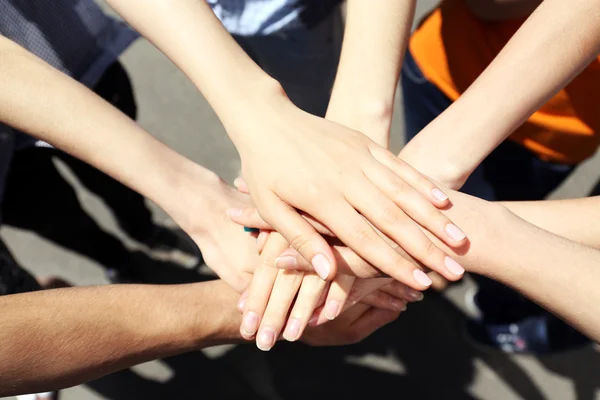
xmin=402 ymin=0 xmax=599 ymax=354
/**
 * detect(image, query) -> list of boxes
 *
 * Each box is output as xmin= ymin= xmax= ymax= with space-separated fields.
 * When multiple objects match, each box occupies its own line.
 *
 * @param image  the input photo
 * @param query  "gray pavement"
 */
xmin=3 ymin=1 xmax=600 ymax=399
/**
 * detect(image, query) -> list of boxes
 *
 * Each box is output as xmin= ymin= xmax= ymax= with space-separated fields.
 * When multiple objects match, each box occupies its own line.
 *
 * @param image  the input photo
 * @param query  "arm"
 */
xmin=501 ymin=197 xmax=600 ymax=249
xmin=326 ymin=0 xmax=415 ymax=147
xmin=428 ymin=193 xmax=600 ymax=342
xmin=0 ymin=280 xmax=242 ymax=397
xmin=0 ymin=35 xmax=259 ymax=292
xmin=400 ymin=0 xmax=600 ymax=187
xmin=101 ymin=0 xmax=463 ymax=284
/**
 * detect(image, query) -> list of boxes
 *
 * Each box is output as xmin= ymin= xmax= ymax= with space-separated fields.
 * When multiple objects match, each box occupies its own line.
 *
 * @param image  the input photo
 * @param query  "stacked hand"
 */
xmin=226 ymin=169 xmax=466 ymax=350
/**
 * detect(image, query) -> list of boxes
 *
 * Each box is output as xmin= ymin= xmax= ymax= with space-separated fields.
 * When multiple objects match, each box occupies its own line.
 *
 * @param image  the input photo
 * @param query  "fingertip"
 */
xmin=227 ymin=208 xmax=243 ymax=220
xmin=431 ymin=188 xmax=449 ymax=205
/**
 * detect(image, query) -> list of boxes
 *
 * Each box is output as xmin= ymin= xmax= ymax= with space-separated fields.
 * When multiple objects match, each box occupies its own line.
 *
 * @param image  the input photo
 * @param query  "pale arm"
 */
xmin=501 ymin=197 xmax=600 ymax=249
xmin=0 ymin=35 xmax=219 ymax=230
xmin=101 ymin=0 xmax=465 ymax=285
xmin=327 ymin=0 xmax=415 ymax=147
xmin=0 ymin=281 xmax=242 ymax=397
xmin=400 ymin=0 xmax=600 ymax=187
xmin=430 ymin=193 xmax=600 ymax=342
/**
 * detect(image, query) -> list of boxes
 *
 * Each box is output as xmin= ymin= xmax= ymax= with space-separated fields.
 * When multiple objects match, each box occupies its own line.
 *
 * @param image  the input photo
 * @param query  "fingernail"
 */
xmin=227 ymin=208 xmax=243 ymax=218
xmin=241 ymin=312 xmax=259 ymax=336
xmin=237 ymin=296 xmax=247 ymax=313
xmin=233 ymin=177 xmax=244 ymax=188
xmin=256 ymin=327 xmax=276 ymax=351
xmin=308 ymin=314 xmax=319 ymax=326
xmin=244 ymin=227 xmax=259 ymax=233
xmin=283 ymin=318 xmax=302 ymax=341
xmin=444 ymin=256 xmax=465 ymax=276
xmin=431 ymin=188 xmax=449 ymax=202
xmin=406 ymin=289 xmax=424 ymax=302
xmin=445 ymin=224 xmax=466 ymax=242
xmin=275 ymin=256 xmax=297 ymax=269
xmin=312 ymin=254 xmax=331 ymax=280
xmin=324 ymin=300 xmax=341 ymax=320
xmin=390 ymin=298 xmax=405 ymax=311
xmin=413 ymin=269 xmax=432 ymax=287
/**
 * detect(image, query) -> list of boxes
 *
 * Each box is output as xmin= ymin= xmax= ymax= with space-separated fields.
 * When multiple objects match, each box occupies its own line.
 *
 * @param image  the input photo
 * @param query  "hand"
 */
xmin=237 ymin=232 xmax=422 ymax=351
xmin=229 ymin=100 xmax=467 ymax=289
xmin=228 ymin=200 xmax=468 ymax=283
xmin=301 ymin=303 xmax=400 ymax=347
xmin=173 ymin=175 xmax=259 ymax=293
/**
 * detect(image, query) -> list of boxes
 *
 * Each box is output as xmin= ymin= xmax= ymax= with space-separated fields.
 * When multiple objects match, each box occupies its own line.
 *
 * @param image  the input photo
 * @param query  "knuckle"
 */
xmin=350 ymin=226 xmax=371 ymax=245
xmin=422 ymin=239 xmax=440 ymax=259
xmin=392 ymin=255 xmax=412 ymax=274
xmin=380 ymin=206 xmax=402 ymax=226
xmin=389 ymin=176 xmax=408 ymax=198
xmin=289 ymin=233 xmax=313 ymax=255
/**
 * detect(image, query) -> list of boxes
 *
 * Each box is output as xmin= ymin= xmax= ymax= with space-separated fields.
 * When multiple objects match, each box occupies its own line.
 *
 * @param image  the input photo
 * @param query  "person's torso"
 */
xmin=0 ymin=0 xmax=137 ymax=86
xmin=410 ymin=0 xmax=600 ymax=164
xmin=207 ymin=0 xmax=341 ymax=35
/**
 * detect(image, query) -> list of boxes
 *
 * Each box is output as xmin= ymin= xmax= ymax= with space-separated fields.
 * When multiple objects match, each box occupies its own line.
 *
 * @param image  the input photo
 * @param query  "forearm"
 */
xmin=433 ymin=193 xmax=600 ymax=341
xmin=0 ymin=36 xmax=220 ymax=227
xmin=401 ymin=0 xmax=600 ymax=187
xmin=501 ymin=197 xmax=600 ymax=249
xmin=328 ymin=0 xmax=415 ymax=146
xmin=104 ymin=0 xmax=288 ymax=143
xmin=0 ymin=281 xmax=242 ymax=396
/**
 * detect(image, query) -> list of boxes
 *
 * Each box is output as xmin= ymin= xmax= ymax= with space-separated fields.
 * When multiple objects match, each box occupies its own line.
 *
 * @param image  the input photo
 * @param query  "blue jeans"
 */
xmin=401 ymin=50 xmax=576 ymax=323
xmin=233 ymin=7 xmax=343 ymax=117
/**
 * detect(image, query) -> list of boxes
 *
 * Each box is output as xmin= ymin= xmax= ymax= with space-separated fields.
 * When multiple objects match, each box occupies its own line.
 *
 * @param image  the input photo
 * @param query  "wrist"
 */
xmin=327 ymin=95 xmax=393 ymax=148
xmin=443 ymin=195 xmax=518 ymax=277
xmin=150 ymin=282 xmax=242 ymax=351
xmin=398 ymin=142 xmax=470 ymax=190
xmin=153 ymin=153 xmax=223 ymax=233
xmin=188 ymin=281 xmax=243 ymax=347
xmin=219 ymin=77 xmax=291 ymax=150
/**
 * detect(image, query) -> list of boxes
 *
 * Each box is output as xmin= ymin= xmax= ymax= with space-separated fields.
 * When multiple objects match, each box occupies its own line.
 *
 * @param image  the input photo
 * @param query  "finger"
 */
xmin=306 ymin=200 xmax=431 ymax=290
xmin=380 ymin=280 xmax=425 ymax=303
xmin=368 ymin=145 xmax=450 ymax=208
xmin=257 ymin=195 xmax=337 ymax=281
xmin=346 ymin=176 xmax=465 ymax=283
xmin=231 ymin=207 xmax=336 ymax=237
xmin=282 ymin=273 xmax=328 ymax=342
xmin=310 ymin=274 xmax=356 ymax=325
xmin=234 ymin=177 xmax=250 ymax=194
xmin=275 ymin=245 xmax=381 ymax=279
xmin=256 ymin=269 xmax=304 ymax=351
xmin=237 ymin=289 xmax=249 ymax=313
xmin=227 ymin=207 xmax=273 ymax=230
xmin=240 ymin=233 xmax=288 ymax=339
xmin=364 ymin=162 xmax=467 ymax=247
xmin=313 ymin=277 xmax=400 ymax=325
xmin=323 ymin=274 xmax=356 ymax=320
xmin=360 ymin=291 xmax=407 ymax=312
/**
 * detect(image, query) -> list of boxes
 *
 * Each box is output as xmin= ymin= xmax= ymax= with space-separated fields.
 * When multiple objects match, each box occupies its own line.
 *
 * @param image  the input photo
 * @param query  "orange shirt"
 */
xmin=410 ymin=0 xmax=600 ymax=164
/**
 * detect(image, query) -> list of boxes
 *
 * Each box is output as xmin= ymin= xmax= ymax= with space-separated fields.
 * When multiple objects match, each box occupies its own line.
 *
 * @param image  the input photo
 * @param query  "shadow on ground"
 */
xmin=84 ymin=288 xmax=600 ymax=400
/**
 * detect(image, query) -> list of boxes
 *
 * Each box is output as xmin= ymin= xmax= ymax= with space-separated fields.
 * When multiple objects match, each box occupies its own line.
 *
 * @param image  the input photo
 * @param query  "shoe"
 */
xmin=465 ymin=314 xmax=590 ymax=354
xmin=464 ymin=289 xmax=590 ymax=354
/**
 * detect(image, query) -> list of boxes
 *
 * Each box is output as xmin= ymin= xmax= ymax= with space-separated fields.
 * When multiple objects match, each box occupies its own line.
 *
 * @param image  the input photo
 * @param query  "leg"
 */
xmin=234 ymin=7 xmax=343 ymax=117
